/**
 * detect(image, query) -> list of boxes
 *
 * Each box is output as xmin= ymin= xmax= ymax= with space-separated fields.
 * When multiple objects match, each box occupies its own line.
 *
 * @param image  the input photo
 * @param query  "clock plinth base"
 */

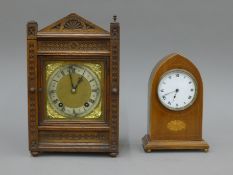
xmin=142 ymin=135 xmax=209 ymax=152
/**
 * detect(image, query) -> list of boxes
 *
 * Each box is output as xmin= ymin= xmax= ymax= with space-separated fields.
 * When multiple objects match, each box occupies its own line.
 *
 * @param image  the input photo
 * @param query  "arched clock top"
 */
xmin=149 ymin=53 xmax=203 ymax=94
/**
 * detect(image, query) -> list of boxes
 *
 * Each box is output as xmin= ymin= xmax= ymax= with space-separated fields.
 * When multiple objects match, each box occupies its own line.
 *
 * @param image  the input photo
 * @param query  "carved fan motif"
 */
xmin=64 ymin=19 xmax=83 ymax=29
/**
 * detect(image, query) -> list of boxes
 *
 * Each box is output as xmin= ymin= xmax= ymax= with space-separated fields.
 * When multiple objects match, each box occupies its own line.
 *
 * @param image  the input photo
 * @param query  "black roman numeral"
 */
xmin=49 ymin=90 xmax=56 ymax=94
xmin=92 ymin=89 xmax=99 ymax=93
xmin=60 ymin=70 xmax=65 ymax=76
xmin=73 ymin=109 xmax=77 ymax=116
xmin=52 ymin=99 xmax=58 ymax=104
xmin=89 ymin=99 xmax=95 ymax=103
xmin=69 ymin=66 xmax=76 ymax=73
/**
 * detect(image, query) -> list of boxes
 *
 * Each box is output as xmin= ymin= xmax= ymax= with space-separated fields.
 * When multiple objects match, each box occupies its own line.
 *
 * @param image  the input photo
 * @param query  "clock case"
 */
xmin=27 ymin=13 xmax=120 ymax=157
xmin=142 ymin=53 xmax=209 ymax=152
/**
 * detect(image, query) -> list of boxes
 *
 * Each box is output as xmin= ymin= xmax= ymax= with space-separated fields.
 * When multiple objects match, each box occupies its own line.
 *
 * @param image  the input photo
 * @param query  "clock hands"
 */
xmin=69 ymin=68 xmax=86 ymax=94
xmin=73 ymin=70 xmax=86 ymax=91
xmin=162 ymin=89 xmax=179 ymax=102
xmin=163 ymin=89 xmax=179 ymax=96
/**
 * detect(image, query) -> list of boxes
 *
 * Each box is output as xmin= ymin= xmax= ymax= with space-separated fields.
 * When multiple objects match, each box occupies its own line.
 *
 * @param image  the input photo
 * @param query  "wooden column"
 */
xmin=27 ymin=21 xmax=39 ymax=156
xmin=109 ymin=15 xmax=120 ymax=157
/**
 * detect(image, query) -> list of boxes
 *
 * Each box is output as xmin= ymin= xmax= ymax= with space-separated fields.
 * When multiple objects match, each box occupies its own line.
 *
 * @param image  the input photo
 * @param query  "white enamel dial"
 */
xmin=157 ymin=69 xmax=197 ymax=111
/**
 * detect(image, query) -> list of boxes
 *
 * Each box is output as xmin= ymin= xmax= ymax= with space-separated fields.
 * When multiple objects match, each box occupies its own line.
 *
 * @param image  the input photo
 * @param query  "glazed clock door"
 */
xmin=39 ymin=58 xmax=107 ymax=122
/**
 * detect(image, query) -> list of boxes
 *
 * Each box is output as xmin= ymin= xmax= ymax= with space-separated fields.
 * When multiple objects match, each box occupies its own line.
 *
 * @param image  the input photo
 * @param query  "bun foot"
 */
xmin=31 ymin=151 xmax=40 ymax=157
xmin=109 ymin=152 xmax=118 ymax=157
xmin=145 ymin=149 xmax=151 ymax=153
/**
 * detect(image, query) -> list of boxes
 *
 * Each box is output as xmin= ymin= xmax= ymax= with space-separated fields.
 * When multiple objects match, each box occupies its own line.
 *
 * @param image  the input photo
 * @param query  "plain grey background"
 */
xmin=0 ymin=0 xmax=233 ymax=174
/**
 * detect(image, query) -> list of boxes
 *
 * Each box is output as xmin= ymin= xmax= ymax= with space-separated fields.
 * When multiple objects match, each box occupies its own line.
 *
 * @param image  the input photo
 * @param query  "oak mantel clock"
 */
xmin=142 ymin=53 xmax=209 ymax=152
xmin=27 ymin=13 xmax=119 ymax=157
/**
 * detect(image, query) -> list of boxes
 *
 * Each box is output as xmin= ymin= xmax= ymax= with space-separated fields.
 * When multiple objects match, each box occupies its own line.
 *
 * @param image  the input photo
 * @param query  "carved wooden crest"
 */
xmin=38 ymin=13 xmax=109 ymax=34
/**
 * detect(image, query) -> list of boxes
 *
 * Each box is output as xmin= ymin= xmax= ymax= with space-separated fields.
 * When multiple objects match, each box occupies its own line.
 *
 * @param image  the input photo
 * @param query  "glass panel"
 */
xmin=44 ymin=60 xmax=105 ymax=121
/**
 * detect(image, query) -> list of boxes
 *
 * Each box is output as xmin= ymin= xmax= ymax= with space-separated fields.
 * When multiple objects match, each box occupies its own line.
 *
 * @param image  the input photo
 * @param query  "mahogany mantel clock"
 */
xmin=142 ymin=53 xmax=209 ymax=152
xmin=27 ymin=13 xmax=119 ymax=157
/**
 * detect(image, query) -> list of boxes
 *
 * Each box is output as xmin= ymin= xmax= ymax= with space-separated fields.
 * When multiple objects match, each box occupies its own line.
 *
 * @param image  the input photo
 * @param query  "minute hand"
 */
xmin=74 ymin=70 xmax=85 ymax=89
xmin=163 ymin=89 xmax=179 ymax=96
xmin=163 ymin=90 xmax=176 ymax=96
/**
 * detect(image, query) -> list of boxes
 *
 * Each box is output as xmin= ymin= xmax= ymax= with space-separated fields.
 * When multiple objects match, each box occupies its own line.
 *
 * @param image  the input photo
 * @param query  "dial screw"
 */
xmin=84 ymin=102 xmax=89 ymax=107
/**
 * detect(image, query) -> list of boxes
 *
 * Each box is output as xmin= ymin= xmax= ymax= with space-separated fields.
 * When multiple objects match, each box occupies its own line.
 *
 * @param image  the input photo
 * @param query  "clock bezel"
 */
xmin=157 ymin=69 xmax=198 ymax=111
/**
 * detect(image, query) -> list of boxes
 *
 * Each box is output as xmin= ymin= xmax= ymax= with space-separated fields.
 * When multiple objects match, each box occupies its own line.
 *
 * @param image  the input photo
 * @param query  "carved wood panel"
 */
xmin=27 ymin=21 xmax=38 ymax=151
xmin=39 ymin=131 xmax=109 ymax=143
xmin=110 ymin=19 xmax=120 ymax=153
xmin=38 ymin=40 xmax=110 ymax=53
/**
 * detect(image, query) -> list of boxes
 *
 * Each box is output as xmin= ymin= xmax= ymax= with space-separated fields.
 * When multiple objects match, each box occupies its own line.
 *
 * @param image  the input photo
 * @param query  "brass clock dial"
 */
xmin=47 ymin=64 xmax=101 ymax=118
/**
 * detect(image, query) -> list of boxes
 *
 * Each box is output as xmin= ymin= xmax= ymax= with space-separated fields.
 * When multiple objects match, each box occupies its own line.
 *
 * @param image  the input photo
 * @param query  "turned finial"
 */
xmin=113 ymin=15 xmax=117 ymax=22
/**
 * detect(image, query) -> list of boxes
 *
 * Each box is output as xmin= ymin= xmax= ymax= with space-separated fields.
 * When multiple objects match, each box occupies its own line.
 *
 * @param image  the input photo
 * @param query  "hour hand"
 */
xmin=172 ymin=94 xmax=177 ymax=102
xmin=68 ymin=67 xmax=76 ymax=92
xmin=172 ymin=89 xmax=179 ymax=102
